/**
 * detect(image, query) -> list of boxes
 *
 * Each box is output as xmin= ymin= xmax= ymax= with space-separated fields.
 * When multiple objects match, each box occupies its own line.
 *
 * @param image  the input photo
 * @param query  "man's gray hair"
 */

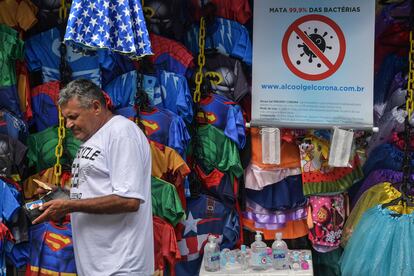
xmin=58 ymin=79 xmax=106 ymax=108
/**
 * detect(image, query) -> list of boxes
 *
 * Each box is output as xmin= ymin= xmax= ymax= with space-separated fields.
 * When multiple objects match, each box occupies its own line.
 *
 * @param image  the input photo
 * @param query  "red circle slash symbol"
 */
xmin=282 ymin=14 xmax=346 ymax=81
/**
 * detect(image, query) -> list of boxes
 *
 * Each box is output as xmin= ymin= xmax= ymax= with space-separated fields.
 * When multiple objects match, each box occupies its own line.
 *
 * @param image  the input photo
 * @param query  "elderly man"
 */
xmin=33 ymin=79 xmax=154 ymax=275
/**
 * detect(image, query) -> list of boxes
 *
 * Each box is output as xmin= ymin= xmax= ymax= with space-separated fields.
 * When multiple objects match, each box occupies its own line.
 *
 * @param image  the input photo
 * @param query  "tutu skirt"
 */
xmin=341 ymin=205 xmax=414 ymax=276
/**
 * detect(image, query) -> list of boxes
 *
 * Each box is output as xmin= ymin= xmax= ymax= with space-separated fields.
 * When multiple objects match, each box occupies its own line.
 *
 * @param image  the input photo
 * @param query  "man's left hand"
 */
xmin=32 ymin=199 xmax=71 ymax=224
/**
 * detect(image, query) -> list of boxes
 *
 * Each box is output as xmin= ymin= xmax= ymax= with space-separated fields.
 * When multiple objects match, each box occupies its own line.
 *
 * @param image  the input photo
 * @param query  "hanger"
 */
xmin=135 ymin=72 xmax=155 ymax=113
xmin=140 ymin=56 xmax=157 ymax=75
xmin=200 ymin=2 xmax=217 ymax=24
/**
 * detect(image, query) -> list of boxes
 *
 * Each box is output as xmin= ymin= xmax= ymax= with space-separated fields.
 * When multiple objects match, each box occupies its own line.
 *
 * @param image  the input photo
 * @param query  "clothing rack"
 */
xmin=393 ymin=9 xmax=414 ymax=202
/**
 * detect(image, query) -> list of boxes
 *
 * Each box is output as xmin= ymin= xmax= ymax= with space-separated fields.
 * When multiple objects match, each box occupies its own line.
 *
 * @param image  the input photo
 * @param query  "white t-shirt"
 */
xmin=70 ymin=115 xmax=154 ymax=276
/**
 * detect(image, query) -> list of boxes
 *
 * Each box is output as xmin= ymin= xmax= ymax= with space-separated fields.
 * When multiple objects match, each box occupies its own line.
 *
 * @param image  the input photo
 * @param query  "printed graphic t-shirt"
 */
xmin=70 ymin=115 xmax=154 ymax=275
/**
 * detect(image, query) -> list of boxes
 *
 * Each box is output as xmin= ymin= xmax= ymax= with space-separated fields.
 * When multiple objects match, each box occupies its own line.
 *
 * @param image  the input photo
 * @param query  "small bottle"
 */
xmin=250 ymin=231 xmax=268 ymax=270
xmin=204 ymin=236 xmax=220 ymax=272
xmin=290 ymin=251 xmax=301 ymax=271
xmin=240 ymin=245 xmax=249 ymax=271
xmin=271 ymin=232 xmax=288 ymax=270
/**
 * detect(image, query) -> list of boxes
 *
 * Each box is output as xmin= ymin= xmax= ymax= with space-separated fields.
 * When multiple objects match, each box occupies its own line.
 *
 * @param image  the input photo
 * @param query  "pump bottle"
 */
xmin=250 ymin=231 xmax=267 ymax=270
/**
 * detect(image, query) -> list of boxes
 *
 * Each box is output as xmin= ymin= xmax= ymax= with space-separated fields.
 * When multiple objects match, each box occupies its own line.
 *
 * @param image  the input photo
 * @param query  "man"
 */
xmin=33 ymin=79 xmax=154 ymax=275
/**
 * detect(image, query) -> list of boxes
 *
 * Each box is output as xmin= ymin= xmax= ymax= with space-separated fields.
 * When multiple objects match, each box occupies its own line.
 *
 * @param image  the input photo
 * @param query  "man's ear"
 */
xmin=91 ymin=100 xmax=102 ymax=114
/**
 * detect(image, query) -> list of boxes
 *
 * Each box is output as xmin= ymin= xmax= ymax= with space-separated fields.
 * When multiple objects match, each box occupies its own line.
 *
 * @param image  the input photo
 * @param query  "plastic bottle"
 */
xmin=204 ymin=236 xmax=220 ymax=272
xmin=250 ymin=231 xmax=268 ymax=270
xmin=240 ymin=245 xmax=249 ymax=271
xmin=271 ymin=232 xmax=288 ymax=270
xmin=290 ymin=251 xmax=301 ymax=271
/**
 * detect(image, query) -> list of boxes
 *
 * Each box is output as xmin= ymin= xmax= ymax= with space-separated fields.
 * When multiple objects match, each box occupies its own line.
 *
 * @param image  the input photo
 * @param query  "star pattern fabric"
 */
xmin=64 ymin=0 xmax=152 ymax=60
xmin=182 ymin=212 xmax=201 ymax=236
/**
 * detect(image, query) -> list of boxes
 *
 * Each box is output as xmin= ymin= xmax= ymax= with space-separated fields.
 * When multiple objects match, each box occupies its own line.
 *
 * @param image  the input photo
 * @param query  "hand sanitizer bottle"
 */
xmin=271 ymin=232 xmax=288 ymax=270
xmin=204 ymin=236 xmax=220 ymax=272
xmin=250 ymin=231 xmax=267 ymax=270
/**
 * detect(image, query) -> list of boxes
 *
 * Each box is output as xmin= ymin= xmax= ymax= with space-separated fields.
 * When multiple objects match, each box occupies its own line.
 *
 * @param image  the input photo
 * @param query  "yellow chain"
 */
xmin=193 ymin=17 xmax=206 ymax=103
xmin=54 ymin=107 xmax=66 ymax=185
xmin=59 ymin=0 xmax=68 ymax=20
xmin=407 ymin=31 xmax=414 ymax=119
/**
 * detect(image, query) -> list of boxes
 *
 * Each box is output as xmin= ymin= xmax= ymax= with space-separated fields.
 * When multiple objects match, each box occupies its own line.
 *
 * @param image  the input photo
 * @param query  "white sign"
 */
xmin=252 ymin=0 xmax=375 ymax=128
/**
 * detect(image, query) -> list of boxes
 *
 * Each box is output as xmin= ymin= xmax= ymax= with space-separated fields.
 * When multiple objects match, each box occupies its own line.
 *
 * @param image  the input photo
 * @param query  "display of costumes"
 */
xmin=0 ymin=223 xmax=14 ymax=276
xmin=26 ymin=0 xmax=65 ymax=36
xmin=308 ymin=194 xmax=346 ymax=253
xmin=26 ymin=127 xmax=81 ymax=173
xmin=191 ymin=124 xmax=243 ymax=180
xmin=243 ymin=203 xmax=307 ymax=227
xmin=0 ymin=25 xmax=24 ymax=118
xmin=151 ymin=177 xmax=185 ymax=227
xmin=139 ymin=70 xmax=193 ymax=124
xmin=30 ymin=81 xmax=60 ymax=132
xmin=64 ymin=0 xmax=152 ymax=60
xmin=375 ymin=1 xmax=411 ymax=39
xmin=15 ymin=61 xmax=33 ymax=121
xmin=185 ymin=17 xmax=252 ymax=65
xmin=147 ymin=33 xmax=194 ymax=77
xmin=153 ymin=216 xmax=181 ymax=276
xmin=26 ymin=222 xmax=76 ymax=276
xmin=150 ymin=140 xmax=190 ymax=208
xmin=203 ymin=53 xmax=250 ymax=102
xmin=104 ymin=69 xmax=194 ymax=123
xmin=101 ymin=52 xmax=135 ymax=86
xmin=367 ymin=106 xmax=413 ymax=156
xmin=137 ymin=107 xmax=191 ymax=157
xmin=0 ymin=109 xmax=29 ymax=142
xmin=194 ymin=165 xmax=236 ymax=207
xmin=143 ymin=0 xmax=188 ymax=41
xmin=189 ymin=0 xmax=252 ymax=24
xmin=250 ymin=127 xmax=301 ymax=170
xmin=340 ymin=205 xmax=414 ymax=276
xmin=363 ymin=143 xmax=414 ymax=177
xmin=341 ymin=182 xmax=414 ymax=247
xmin=245 ymin=175 xmax=306 ymax=211
xmin=374 ymin=22 xmax=410 ymax=74
xmin=0 ymin=0 xmax=38 ymax=31
xmin=374 ymin=86 xmax=407 ymax=124
xmin=244 ymin=164 xmax=301 ymax=190
xmin=25 ymin=27 xmax=115 ymax=86
xmin=175 ymin=194 xmax=240 ymax=276
xmin=196 ymin=93 xmax=246 ymax=149
xmin=0 ymin=134 xmax=27 ymax=179
xmin=299 ymin=133 xmax=363 ymax=196
xmin=1 ymin=178 xmax=20 ymax=222
xmin=374 ymin=53 xmax=407 ymax=104
xmin=103 ymin=71 xmax=136 ymax=109
xmin=352 ymin=169 xmax=414 ymax=208
xmin=0 ymin=2 xmax=411 ymax=275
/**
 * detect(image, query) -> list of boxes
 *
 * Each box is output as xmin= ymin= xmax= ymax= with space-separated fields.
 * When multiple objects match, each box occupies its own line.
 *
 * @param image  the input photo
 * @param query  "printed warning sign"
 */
xmin=252 ymin=0 xmax=375 ymax=128
xmin=282 ymin=14 xmax=346 ymax=81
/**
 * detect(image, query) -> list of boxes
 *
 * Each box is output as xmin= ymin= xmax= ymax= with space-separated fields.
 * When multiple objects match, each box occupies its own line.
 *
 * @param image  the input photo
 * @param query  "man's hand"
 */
xmin=32 ymin=199 xmax=71 ymax=224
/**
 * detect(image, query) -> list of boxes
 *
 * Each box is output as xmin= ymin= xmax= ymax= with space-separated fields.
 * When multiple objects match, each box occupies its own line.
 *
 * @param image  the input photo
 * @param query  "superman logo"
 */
xmin=141 ymin=119 xmax=160 ymax=136
xmin=196 ymin=112 xmax=217 ymax=124
xmin=44 ymin=231 xmax=72 ymax=252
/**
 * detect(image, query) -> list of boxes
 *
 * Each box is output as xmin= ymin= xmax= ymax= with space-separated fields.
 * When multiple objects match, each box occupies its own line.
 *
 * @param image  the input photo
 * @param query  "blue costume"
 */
xmin=185 ymin=17 xmax=252 ymax=65
xmin=197 ymin=93 xmax=245 ymax=149
xmin=175 ymin=194 xmax=240 ymax=276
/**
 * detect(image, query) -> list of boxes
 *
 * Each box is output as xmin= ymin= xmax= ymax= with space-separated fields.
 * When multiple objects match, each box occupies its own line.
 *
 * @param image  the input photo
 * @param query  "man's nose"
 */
xmin=66 ymin=120 xmax=74 ymax=128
